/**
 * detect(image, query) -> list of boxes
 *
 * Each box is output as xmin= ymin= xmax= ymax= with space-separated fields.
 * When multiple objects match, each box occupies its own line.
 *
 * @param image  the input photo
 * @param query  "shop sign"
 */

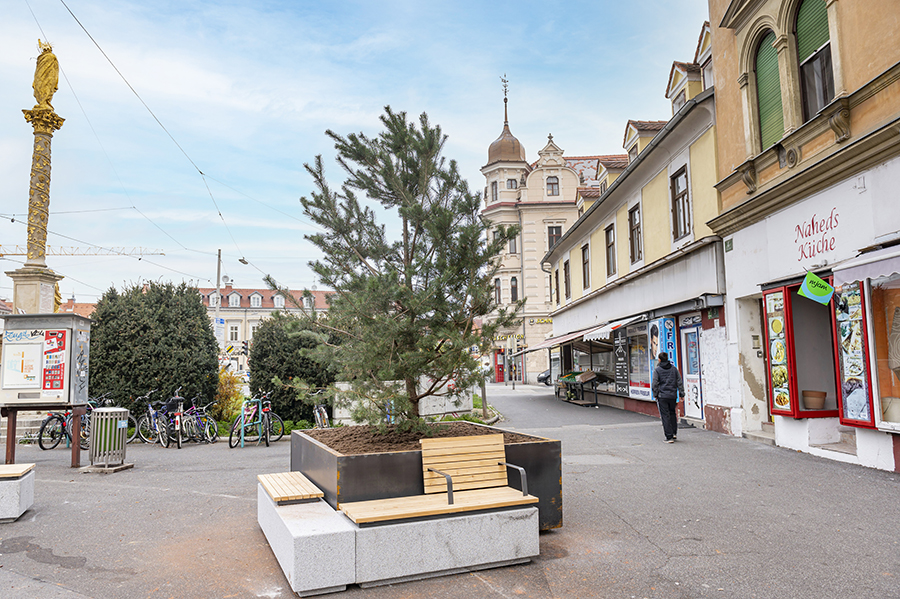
xmin=797 ymin=271 xmax=834 ymax=305
xmin=613 ymin=328 xmax=629 ymax=395
xmin=793 ymin=207 xmax=840 ymax=262
xmin=529 ymin=318 xmax=552 ymax=325
xmin=493 ymin=333 xmax=524 ymax=341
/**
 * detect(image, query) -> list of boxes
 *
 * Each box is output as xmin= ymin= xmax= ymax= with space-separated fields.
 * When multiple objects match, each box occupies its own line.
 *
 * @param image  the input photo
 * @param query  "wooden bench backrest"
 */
xmin=420 ymin=434 xmax=507 ymax=494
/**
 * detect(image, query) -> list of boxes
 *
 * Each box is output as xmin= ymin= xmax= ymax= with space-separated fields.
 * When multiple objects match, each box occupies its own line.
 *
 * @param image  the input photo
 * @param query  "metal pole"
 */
xmin=215 ymin=249 xmax=222 ymax=324
xmin=481 ymin=376 xmax=488 ymax=420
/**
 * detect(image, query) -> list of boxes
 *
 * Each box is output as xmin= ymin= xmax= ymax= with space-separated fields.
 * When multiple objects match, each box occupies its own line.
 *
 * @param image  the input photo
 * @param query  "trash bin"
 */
xmin=89 ymin=407 xmax=129 ymax=467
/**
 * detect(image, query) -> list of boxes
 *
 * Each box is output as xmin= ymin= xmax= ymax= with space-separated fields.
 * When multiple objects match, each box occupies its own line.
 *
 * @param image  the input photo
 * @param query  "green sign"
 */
xmin=797 ymin=271 xmax=834 ymax=305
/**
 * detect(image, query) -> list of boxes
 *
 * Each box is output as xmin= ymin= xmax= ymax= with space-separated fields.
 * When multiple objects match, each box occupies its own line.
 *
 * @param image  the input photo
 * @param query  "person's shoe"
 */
xmin=673 ymin=435 xmax=677 ymax=440
xmin=665 ymin=438 xmax=675 ymax=443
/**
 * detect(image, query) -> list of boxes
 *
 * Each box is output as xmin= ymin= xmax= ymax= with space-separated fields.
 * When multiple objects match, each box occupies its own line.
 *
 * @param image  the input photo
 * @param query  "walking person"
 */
xmin=651 ymin=352 xmax=684 ymax=443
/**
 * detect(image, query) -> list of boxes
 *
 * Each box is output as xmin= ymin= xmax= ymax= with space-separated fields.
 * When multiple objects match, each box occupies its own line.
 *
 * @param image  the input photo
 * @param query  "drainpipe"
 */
xmin=519 ymin=209 xmax=527 ymax=384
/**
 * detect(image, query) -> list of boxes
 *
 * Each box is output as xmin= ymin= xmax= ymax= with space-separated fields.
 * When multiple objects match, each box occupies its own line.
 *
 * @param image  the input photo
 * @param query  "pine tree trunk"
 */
xmin=406 ymin=378 xmax=419 ymax=418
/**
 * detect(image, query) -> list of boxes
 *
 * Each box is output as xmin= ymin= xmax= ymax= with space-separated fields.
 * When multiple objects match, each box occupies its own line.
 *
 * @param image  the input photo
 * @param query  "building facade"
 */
xmin=708 ymin=0 xmax=900 ymax=470
xmin=197 ymin=280 xmax=330 ymax=370
xmin=539 ymin=23 xmax=727 ymax=426
xmin=480 ymin=98 xmax=607 ymax=384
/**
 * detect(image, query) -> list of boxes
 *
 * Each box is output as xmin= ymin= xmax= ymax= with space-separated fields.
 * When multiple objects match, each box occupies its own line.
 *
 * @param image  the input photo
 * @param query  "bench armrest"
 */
xmin=427 ymin=467 xmax=454 ymax=504
xmin=499 ymin=462 xmax=528 ymax=497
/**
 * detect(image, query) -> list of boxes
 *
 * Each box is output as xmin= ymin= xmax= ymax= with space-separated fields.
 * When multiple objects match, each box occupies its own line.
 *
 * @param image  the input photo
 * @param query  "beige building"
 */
xmin=708 ymin=0 xmax=900 ymax=470
xmin=480 ymin=98 xmax=609 ymax=383
xmin=197 ymin=279 xmax=330 ymax=370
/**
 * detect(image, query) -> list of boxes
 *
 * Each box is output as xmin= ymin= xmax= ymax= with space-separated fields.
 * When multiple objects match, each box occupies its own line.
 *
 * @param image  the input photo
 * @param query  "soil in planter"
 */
xmin=304 ymin=421 xmax=539 ymax=455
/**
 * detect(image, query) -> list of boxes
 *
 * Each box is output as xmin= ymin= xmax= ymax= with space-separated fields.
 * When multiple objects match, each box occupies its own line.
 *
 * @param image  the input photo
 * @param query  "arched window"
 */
xmin=494 ymin=278 xmax=501 ymax=304
xmin=796 ymin=0 xmax=834 ymax=122
xmin=506 ymin=178 xmax=517 ymax=189
xmin=546 ymin=176 xmax=559 ymax=196
xmin=511 ymin=277 xmax=518 ymax=302
xmin=756 ymin=31 xmax=784 ymax=150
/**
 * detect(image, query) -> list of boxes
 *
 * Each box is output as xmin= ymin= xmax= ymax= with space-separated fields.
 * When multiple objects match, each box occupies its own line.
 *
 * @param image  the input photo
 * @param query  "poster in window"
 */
xmin=766 ymin=291 xmax=791 ymax=411
xmin=834 ymin=283 xmax=870 ymax=421
xmin=627 ymin=323 xmax=651 ymax=400
xmin=42 ymin=330 xmax=67 ymax=391
xmin=614 ymin=327 xmax=629 ymax=396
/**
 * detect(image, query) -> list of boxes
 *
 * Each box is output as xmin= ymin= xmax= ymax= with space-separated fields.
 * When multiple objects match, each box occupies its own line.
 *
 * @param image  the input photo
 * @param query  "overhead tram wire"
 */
xmin=56 ymin=0 xmax=320 ymax=260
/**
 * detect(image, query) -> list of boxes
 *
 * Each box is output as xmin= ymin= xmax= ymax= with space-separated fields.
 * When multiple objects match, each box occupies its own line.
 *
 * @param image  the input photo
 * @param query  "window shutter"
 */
xmin=756 ymin=32 xmax=784 ymax=150
xmin=796 ymin=0 xmax=830 ymax=63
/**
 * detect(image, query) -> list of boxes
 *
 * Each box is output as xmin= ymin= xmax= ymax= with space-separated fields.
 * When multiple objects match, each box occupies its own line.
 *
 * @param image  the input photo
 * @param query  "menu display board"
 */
xmin=766 ymin=290 xmax=791 ymax=412
xmin=613 ymin=327 xmax=629 ymax=395
xmin=834 ymin=283 xmax=871 ymax=422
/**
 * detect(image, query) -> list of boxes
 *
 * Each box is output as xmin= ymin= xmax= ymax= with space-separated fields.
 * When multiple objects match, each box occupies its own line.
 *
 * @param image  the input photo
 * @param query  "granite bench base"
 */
xmin=0 ymin=470 xmax=35 ymax=523
xmin=257 ymin=484 xmax=539 ymax=596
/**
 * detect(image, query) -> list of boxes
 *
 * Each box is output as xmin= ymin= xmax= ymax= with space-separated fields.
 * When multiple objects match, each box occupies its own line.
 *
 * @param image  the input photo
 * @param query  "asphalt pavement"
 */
xmin=1 ymin=384 xmax=899 ymax=599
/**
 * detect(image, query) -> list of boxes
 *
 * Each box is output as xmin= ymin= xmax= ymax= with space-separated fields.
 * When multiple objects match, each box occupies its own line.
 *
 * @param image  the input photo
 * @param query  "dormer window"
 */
xmin=303 ymin=296 xmax=313 ymax=309
xmin=250 ymin=294 xmax=261 ymax=308
xmin=273 ymin=295 xmax=285 ymax=309
xmin=672 ymin=90 xmax=687 ymax=113
xmin=209 ymin=293 xmax=219 ymax=307
xmin=229 ymin=294 xmax=240 ymax=308
xmin=628 ymin=144 xmax=638 ymax=163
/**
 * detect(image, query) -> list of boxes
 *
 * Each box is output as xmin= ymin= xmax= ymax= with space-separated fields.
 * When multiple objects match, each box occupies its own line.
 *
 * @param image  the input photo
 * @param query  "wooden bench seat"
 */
xmin=340 ymin=434 xmax=537 ymax=524
xmin=0 ymin=464 xmax=35 ymax=479
xmin=258 ymin=471 xmax=324 ymax=505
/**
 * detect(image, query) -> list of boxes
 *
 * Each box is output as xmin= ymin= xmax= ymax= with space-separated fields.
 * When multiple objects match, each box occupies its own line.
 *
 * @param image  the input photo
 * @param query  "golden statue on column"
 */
xmin=6 ymin=40 xmax=65 ymax=313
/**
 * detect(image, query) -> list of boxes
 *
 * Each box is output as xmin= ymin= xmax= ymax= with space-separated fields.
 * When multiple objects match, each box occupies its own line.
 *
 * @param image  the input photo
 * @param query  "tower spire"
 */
xmin=501 ymin=73 xmax=509 ymax=125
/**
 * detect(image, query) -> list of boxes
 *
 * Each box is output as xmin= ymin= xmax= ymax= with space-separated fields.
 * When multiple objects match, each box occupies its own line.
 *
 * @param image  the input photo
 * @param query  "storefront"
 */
xmin=721 ymin=155 xmax=900 ymax=471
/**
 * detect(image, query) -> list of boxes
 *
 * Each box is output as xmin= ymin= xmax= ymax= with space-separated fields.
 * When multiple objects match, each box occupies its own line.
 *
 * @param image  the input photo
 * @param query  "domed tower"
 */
xmin=481 ymin=79 xmax=529 ymax=208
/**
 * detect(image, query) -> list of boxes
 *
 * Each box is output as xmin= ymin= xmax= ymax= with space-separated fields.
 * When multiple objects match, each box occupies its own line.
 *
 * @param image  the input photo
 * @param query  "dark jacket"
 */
xmin=652 ymin=361 xmax=684 ymax=400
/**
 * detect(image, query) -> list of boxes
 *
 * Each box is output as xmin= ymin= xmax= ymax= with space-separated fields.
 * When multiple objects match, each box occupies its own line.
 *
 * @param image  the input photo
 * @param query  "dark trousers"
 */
xmin=657 ymin=396 xmax=678 ymax=439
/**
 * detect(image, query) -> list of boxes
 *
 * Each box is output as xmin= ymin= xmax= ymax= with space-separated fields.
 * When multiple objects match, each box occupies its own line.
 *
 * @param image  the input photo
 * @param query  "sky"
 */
xmin=0 ymin=0 xmax=711 ymax=303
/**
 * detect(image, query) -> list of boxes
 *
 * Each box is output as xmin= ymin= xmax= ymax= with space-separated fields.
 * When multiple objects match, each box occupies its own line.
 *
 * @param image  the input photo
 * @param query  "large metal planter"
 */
xmin=291 ymin=423 xmax=562 ymax=530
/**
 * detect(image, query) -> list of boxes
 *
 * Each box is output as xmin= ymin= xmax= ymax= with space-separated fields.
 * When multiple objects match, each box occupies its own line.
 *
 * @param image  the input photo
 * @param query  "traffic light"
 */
xmin=242 ymin=340 xmax=249 ymax=355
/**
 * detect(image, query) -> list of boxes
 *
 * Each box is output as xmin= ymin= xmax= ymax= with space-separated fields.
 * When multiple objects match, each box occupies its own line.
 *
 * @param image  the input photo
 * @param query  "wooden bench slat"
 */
xmin=340 ymin=487 xmax=538 ymax=524
xmin=258 ymin=471 xmax=324 ymax=503
xmin=0 ymin=463 xmax=35 ymax=478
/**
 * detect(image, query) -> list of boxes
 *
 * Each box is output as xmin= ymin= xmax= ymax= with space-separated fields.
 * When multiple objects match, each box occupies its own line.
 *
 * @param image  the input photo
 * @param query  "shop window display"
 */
xmin=833 ymin=282 xmax=874 ymax=425
xmin=870 ymin=272 xmax=900 ymax=426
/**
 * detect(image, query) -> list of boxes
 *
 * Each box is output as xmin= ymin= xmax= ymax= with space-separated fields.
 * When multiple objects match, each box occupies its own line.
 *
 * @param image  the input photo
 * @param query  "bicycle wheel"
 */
xmin=228 ymin=417 xmax=242 ymax=448
xmin=262 ymin=415 xmax=269 ymax=447
xmin=175 ymin=420 xmax=182 ymax=449
xmin=158 ymin=418 xmax=170 ymax=448
xmin=126 ymin=414 xmax=138 ymax=444
xmin=38 ymin=415 xmax=64 ymax=450
xmin=268 ymin=413 xmax=285 ymax=442
xmin=77 ymin=414 xmax=91 ymax=451
xmin=137 ymin=415 xmax=157 ymax=444
xmin=201 ymin=415 xmax=219 ymax=443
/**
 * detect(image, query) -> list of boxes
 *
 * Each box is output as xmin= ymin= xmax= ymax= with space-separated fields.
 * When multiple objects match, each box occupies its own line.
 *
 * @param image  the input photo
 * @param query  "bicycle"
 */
xmin=162 ymin=388 xmax=186 ymax=449
xmin=229 ymin=393 xmax=278 ymax=448
xmin=182 ymin=398 xmax=219 ymax=444
xmin=38 ymin=409 xmax=76 ymax=450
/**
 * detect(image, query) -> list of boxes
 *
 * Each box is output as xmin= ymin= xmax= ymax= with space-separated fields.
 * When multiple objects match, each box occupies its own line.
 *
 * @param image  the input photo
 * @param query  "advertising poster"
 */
xmin=650 ymin=317 xmax=677 ymax=401
xmin=42 ymin=330 xmax=67 ymax=391
xmin=613 ymin=327 xmax=629 ymax=396
xmin=2 ymin=329 xmax=44 ymax=389
xmin=627 ymin=322 xmax=651 ymax=400
xmin=766 ymin=291 xmax=791 ymax=411
xmin=834 ymin=283 xmax=870 ymax=421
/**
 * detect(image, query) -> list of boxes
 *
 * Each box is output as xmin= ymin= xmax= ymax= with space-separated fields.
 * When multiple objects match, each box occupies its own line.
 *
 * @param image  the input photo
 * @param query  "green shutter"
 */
xmin=756 ymin=32 xmax=784 ymax=150
xmin=796 ymin=0 xmax=830 ymax=63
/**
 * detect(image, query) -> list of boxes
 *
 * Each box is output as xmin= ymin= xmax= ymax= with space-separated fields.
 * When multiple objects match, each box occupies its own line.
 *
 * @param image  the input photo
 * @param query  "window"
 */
xmin=548 ymin=226 xmax=562 ymax=249
xmin=229 ymin=324 xmax=239 ymax=342
xmin=251 ymin=324 xmax=259 ymax=338
xmin=628 ymin=144 xmax=638 ymax=164
xmin=796 ymin=0 xmax=834 ymax=122
xmin=229 ymin=294 xmax=240 ymax=308
xmin=600 ymin=180 xmax=608 ymax=194
xmin=756 ymin=31 xmax=784 ymax=150
xmin=605 ymin=225 xmax=616 ymax=276
xmin=494 ymin=278 xmax=501 ymax=304
xmin=671 ymin=167 xmax=690 ymax=240
xmin=509 ymin=236 xmax=517 ymax=254
xmin=511 ymin=277 xmax=518 ymax=302
xmin=563 ymin=260 xmax=571 ymax=299
xmin=491 ymin=181 xmax=498 ymax=203
xmin=209 ymin=293 xmax=219 ymax=307
xmin=554 ymin=269 xmax=560 ymax=305
xmin=546 ymin=176 xmax=559 ymax=196
xmin=672 ymin=90 xmax=687 ymax=113
xmin=273 ymin=295 xmax=285 ymax=309
xmin=303 ymin=296 xmax=313 ymax=309
xmin=701 ymin=58 xmax=714 ymax=90
xmin=581 ymin=245 xmax=590 ymax=289
xmin=506 ymin=178 xmax=517 ymax=189
xmin=250 ymin=294 xmax=261 ymax=308
xmin=629 ymin=205 xmax=642 ymax=263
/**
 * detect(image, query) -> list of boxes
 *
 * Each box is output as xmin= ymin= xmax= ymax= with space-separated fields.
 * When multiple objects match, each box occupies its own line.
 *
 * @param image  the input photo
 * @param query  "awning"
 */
xmin=833 ymin=245 xmax=900 ymax=287
xmin=511 ymin=324 xmax=604 ymax=356
xmin=583 ymin=315 xmax=644 ymax=342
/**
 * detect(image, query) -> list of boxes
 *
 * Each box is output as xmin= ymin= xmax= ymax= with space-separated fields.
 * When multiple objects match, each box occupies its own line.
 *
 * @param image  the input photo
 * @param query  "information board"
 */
xmin=613 ymin=327 xmax=629 ymax=396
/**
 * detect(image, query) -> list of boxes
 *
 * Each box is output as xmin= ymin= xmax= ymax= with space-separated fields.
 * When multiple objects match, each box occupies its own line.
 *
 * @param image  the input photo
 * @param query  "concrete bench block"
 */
xmin=0 ymin=470 xmax=35 ymax=523
xmin=257 ymin=484 xmax=356 ymax=597
xmin=355 ymin=506 xmax=539 ymax=587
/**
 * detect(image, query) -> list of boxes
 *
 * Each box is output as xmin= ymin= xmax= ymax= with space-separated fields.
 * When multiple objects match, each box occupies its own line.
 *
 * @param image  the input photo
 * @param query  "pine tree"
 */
xmin=295 ymin=107 xmax=520 ymax=424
